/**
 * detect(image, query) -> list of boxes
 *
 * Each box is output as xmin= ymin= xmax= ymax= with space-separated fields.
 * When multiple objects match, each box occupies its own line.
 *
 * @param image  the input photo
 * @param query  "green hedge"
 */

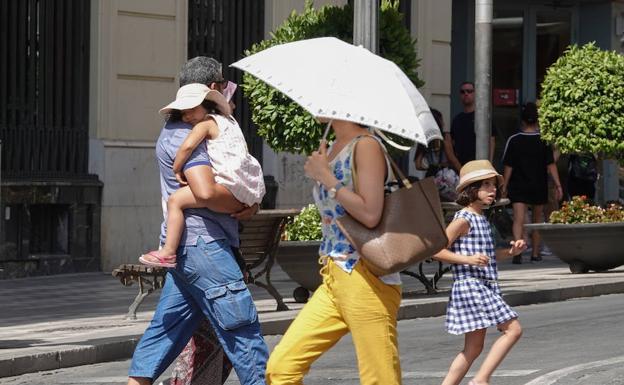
xmin=539 ymin=43 xmax=624 ymax=160
xmin=241 ymin=0 xmax=423 ymax=155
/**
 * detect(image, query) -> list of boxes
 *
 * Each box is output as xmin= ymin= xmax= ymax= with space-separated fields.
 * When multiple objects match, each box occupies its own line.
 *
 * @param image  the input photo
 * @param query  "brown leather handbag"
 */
xmin=336 ymin=140 xmax=448 ymax=276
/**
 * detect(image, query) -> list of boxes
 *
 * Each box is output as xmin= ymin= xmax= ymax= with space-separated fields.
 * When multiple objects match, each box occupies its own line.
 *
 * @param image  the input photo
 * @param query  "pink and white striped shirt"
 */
xmin=205 ymin=114 xmax=265 ymax=206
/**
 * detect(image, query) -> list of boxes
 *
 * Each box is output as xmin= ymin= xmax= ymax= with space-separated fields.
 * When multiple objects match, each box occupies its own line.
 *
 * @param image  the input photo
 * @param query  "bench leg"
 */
xmin=401 ymin=262 xmax=437 ymax=295
xmin=254 ymin=279 xmax=289 ymax=311
xmin=125 ymin=276 xmax=155 ymax=320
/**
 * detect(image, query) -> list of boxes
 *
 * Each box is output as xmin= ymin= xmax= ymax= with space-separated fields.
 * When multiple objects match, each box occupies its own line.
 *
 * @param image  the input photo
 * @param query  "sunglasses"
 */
xmin=460 ymin=89 xmax=474 ymax=95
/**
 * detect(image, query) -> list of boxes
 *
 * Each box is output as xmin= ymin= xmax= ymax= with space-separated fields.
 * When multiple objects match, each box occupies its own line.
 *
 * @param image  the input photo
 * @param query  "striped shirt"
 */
xmin=205 ymin=114 xmax=265 ymax=206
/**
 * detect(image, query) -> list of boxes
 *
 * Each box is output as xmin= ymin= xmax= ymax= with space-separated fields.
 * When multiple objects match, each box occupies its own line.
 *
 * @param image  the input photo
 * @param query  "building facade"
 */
xmin=4 ymin=0 xmax=619 ymax=275
xmin=0 ymin=0 xmax=453 ymax=274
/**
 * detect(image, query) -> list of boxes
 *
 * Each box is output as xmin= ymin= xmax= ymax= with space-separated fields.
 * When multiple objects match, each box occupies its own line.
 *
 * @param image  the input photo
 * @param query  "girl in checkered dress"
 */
xmin=434 ymin=160 xmax=527 ymax=385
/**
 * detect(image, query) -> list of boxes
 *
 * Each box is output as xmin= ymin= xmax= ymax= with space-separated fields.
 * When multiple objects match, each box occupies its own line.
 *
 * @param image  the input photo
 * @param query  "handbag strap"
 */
xmin=350 ymin=135 xmax=445 ymax=228
xmin=350 ymin=135 xmax=410 ymax=191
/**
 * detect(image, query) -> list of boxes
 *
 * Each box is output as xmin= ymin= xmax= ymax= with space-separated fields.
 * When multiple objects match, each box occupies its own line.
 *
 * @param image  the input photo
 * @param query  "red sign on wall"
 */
xmin=493 ymin=89 xmax=519 ymax=106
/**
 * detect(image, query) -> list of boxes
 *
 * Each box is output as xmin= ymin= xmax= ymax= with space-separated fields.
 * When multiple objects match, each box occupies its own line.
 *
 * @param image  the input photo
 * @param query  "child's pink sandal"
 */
xmin=139 ymin=251 xmax=177 ymax=268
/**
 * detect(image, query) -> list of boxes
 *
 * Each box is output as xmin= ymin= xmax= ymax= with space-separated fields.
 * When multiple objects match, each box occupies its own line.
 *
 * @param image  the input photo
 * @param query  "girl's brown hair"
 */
xmin=166 ymin=99 xmax=223 ymax=122
xmin=455 ymin=178 xmax=502 ymax=206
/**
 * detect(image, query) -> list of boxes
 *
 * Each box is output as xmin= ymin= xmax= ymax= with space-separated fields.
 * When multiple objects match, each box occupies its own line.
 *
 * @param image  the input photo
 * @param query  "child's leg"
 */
xmin=440 ymin=329 xmax=486 ymax=385
xmin=159 ymin=186 xmax=206 ymax=256
xmin=471 ymin=319 xmax=522 ymax=385
xmin=141 ymin=187 xmax=207 ymax=267
xmin=530 ymin=205 xmax=544 ymax=260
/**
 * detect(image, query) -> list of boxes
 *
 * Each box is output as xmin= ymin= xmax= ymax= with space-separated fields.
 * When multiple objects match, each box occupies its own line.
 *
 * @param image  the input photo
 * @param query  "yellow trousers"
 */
xmin=266 ymin=258 xmax=402 ymax=385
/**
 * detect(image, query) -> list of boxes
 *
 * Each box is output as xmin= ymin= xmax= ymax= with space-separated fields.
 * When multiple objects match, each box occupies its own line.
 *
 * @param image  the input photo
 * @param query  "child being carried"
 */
xmin=140 ymin=83 xmax=265 ymax=268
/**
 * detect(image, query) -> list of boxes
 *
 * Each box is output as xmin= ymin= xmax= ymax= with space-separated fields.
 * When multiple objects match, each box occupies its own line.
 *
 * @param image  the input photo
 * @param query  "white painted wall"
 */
xmin=89 ymin=0 xmax=188 ymax=271
xmin=407 ymin=0 xmax=452 ymax=177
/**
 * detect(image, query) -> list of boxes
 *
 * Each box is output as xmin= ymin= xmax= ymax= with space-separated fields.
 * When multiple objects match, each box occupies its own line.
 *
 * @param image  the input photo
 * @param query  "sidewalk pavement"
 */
xmin=2 ymin=256 xmax=624 ymax=378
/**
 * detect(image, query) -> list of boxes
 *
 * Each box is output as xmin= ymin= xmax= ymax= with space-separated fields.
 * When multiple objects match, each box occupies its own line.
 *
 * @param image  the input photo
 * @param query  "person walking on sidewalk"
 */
xmin=127 ymin=57 xmax=269 ymax=385
xmin=434 ymin=160 xmax=526 ymax=385
xmin=265 ymin=120 xmax=403 ymax=384
xmin=501 ymin=102 xmax=562 ymax=264
xmin=139 ymin=82 xmax=265 ymax=268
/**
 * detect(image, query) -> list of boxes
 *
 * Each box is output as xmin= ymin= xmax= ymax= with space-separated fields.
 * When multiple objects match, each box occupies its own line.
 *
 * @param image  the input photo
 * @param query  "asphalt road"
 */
xmin=2 ymin=293 xmax=623 ymax=385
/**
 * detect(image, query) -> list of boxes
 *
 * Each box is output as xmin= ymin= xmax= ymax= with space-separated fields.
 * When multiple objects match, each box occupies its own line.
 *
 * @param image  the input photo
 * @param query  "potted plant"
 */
xmin=528 ymin=43 xmax=624 ymax=273
xmin=525 ymin=196 xmax=624 ymax=273
xmin=277 ymin=204 xmax=323 ymax=302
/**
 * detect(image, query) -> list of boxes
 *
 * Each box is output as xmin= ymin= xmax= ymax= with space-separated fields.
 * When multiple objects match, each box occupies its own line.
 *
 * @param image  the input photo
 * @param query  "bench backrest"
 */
xmin=239 ymin=209 xmax=300 ymax=268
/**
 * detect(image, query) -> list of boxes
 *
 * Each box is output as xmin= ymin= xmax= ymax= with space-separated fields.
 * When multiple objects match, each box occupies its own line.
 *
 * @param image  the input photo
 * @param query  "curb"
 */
xmin=0 ymin=336 xmax=141 ymax=378
xmin=2 ymin=280 xmax=624 ymax=378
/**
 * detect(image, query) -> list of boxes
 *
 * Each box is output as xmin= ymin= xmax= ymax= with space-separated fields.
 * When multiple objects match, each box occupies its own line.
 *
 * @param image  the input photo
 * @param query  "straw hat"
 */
xmin=159 ymin=83 xmax=231 ymax=117
xmin=456 ymin=159 xmax=503 ymax=192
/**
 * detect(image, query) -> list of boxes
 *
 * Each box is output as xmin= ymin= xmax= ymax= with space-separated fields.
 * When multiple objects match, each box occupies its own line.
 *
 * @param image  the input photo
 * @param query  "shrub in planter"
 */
xmin=279 ymin=204 xmax=323 ymax=301
xmin=549 ymin=195 xmax=624 ymax=224
xmin=241 ymin=0 xmax=423 ymax=155
xmin=539 ymin=43 xmax=624 ymax=161
xmin=283 ymin=204 xmax=322 ymax=241
xmin=526 ymin=196 xmax=624 ymax=273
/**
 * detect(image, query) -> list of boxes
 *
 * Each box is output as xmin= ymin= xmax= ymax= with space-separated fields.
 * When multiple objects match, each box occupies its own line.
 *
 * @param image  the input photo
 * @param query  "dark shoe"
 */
xmin=530 ymin=255 xmax=543 ymax=262
xmin=512 ymin=255 xmax=522 ymax=264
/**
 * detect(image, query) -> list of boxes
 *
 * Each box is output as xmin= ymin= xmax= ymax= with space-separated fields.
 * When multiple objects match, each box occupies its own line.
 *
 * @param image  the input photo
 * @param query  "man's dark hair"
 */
xmin=456 ymin=179 xmax=502 ymax=206
xmin=430 ymin=107 xmax=443 ymax=129
xmin=179 ymin=56 xmax=223 ymax=87
xmin=459 ymin=81 xmax=474 ymax=90
xmin=521 ymin=102 xmax=538 ymax=124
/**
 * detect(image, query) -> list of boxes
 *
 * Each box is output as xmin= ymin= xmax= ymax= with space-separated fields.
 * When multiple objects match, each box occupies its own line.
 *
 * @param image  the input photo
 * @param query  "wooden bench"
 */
xmin=112 ymin=208 xmax=300 ymax=318
xmin=237 ymin=209 xmax=300 ymax=311
xmin=112 ymin=264 xmax=167 ymax=320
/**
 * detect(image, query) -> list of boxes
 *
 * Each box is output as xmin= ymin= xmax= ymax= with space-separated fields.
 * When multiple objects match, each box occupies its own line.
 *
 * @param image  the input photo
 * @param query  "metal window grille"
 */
xmin=187 ymin=0 xmax=265 ymax=163
xmin=0 ymin=0 xmax=90 ymax=179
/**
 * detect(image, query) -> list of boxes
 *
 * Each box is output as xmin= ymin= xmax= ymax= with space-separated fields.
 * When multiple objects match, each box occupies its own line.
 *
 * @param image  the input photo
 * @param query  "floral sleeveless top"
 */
xmin=312 ymin=136 xmax=401 ymax=285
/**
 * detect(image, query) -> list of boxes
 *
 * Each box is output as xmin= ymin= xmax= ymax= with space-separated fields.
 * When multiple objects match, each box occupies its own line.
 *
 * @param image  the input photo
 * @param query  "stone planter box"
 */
xmin=276 ymin=241 xmax=322 ymax=302
xmin=524 ymin=222 xmax=624 ymax=273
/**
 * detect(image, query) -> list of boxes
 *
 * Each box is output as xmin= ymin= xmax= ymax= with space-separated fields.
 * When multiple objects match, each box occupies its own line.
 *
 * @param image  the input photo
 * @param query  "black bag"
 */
xmin=488 ymin=206 xmax=513 ymax=240
xmin=569 ymin=155 xmax=597 ymax=182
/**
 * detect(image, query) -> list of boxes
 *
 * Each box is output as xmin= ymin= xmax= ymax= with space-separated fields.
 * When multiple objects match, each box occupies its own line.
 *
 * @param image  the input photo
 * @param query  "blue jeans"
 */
xmin=129 ymin=238 xmax=268 ymax=384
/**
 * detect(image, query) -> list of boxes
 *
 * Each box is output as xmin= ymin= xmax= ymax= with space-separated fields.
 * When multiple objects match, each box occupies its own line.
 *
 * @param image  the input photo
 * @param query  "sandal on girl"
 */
xmin=139 ymin=251 xmax=177 ymax=268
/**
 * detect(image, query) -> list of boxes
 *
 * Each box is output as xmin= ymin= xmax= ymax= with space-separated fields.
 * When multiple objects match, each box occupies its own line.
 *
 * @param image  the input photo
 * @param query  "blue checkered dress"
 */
xmin=445 ymin=209 xmax=518 ymax=335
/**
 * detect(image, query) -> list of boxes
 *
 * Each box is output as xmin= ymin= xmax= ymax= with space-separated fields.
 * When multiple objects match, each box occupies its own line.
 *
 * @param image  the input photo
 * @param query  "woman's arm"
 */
xmin=173 ymin=119 xmax=218 ymax=175
xmin=432 ymin=218 xmax=489 ymax=266
xmin=443 ymin=133 xmax=462 ymax=172
xmin=414 ymin=145 xmax=426 ymax=171
xmin=547 ymin=163 xmax=563 ymax=201
xmin=334 ymin=137 xmax=386 ymax=228
xmin=502 ymin=165 xmax=513 ymax=197
xmin=489 ymin=136 xmax=496 ymax=163
xmin=304 ymin=136 xmax=386 ymax=228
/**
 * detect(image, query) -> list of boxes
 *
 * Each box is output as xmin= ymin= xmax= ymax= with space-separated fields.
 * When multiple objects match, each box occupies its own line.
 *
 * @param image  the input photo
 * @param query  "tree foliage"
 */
xmin=539 ymin=43 xmax=624 ymax=160
xmin=241 ymin=0 xmax=423 ymax=155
